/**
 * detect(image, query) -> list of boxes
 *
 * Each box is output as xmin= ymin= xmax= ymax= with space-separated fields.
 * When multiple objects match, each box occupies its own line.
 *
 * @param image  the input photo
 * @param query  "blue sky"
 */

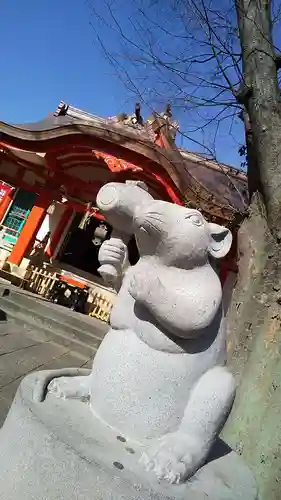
xmin=0 ymin=0 xmax=244 ymax=167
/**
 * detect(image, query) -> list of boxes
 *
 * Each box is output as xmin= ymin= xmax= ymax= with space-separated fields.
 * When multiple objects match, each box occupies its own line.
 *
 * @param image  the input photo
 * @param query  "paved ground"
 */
xmin=0 ymin=320 xmax=94 ymax=427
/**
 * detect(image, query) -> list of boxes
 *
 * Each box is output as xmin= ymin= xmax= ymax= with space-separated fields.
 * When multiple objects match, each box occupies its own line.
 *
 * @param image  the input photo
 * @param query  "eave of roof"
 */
xmin=179 ymin=149 xmax=247 ymax=181
xmin=0 ymin=119 xmax=186 ymax=196
xmin=0 ymin=102 xmax=248 ymax=225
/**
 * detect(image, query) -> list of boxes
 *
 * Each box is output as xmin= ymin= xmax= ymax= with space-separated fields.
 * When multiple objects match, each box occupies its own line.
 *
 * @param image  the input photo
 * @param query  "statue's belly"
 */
xmin=110 ymin=273 xmax=191 ymax=353
xmin=90 ymin=329 xmax=216 ymax=441
xmin=110 ymin=291 xmax=182 ymax=353
xmin=110 ymin=278 xmax=226 ymax=356
xmin=109 ymin=276 xmax=136 ymax=331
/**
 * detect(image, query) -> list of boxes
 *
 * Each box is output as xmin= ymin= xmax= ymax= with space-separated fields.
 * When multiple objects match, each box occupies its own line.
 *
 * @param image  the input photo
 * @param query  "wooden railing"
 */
xmin=88 ymin=293 xmax=113 ymax=323
xmin=22 ymin=265 xmax=58 ymax=296
xmin=21 ymin=264 xmax=113 ymax=324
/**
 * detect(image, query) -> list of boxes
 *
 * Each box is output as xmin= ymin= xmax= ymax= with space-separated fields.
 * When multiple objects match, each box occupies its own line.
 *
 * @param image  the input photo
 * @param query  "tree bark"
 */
xmin=235 ymin=0 xmax=281 ymax=233
xmin=223 ymin=218 xmax=281 ymax=500
xmin=223 ymin=2 xmax=281 ymax=498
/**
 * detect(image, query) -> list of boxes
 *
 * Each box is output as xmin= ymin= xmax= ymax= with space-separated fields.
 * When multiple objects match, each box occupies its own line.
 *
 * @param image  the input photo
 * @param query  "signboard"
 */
xmin=0 ymin=183 xmax=13 ymax=203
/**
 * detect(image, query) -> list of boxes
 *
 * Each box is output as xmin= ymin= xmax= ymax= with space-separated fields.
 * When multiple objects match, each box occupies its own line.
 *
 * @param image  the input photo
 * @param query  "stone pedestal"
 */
xmin=0 ymin=369 xmax=258 ymax=500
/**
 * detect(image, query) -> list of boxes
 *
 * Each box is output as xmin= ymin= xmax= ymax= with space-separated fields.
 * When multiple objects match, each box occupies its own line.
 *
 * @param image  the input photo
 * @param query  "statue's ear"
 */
xmin=125 ymin=180 xmax=149 ymax=192
xmin=208 ymin=223 xmax=232 ymax=259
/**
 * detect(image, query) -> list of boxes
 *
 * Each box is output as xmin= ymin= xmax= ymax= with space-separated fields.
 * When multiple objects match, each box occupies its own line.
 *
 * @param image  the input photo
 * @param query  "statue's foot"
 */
xmin=140 ymin=431 xmax=207 ymax=484
xmin=48 ymin=375 xmax=91 ymax=401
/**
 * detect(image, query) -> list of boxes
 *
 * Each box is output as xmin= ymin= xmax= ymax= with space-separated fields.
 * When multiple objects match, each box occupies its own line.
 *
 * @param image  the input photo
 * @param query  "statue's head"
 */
xmin=133 ymin=201 xmax=232 ymax=268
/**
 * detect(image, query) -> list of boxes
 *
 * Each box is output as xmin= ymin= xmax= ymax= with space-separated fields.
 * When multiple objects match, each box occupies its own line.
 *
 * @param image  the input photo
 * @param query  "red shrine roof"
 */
xmin=0 ymin=101 xmax=248 ymax=226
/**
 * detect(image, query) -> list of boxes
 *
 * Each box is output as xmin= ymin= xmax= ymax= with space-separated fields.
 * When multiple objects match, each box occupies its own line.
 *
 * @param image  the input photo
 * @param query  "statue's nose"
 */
xmin=96 ymin=184 xmax=119 ymax=211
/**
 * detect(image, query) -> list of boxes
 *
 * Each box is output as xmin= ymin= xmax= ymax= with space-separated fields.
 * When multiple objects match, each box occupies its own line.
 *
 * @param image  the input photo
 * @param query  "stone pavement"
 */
xmin=0 ymin=320 xmax=93 ymax=427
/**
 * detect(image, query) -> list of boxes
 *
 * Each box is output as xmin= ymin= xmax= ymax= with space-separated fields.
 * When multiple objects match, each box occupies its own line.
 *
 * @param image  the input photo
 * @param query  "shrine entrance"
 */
xmin=58 ymin=212 xmax=139 ymax=278
xmin=58 ymin=213 xmax=110 ymax=276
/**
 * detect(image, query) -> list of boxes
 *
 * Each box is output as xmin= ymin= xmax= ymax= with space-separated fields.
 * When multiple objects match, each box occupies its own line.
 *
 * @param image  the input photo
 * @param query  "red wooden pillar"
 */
xmin=8 ymin=192 xmax=52 ymax=266
xmin=45 ymin=207 xmax=73 ymax=259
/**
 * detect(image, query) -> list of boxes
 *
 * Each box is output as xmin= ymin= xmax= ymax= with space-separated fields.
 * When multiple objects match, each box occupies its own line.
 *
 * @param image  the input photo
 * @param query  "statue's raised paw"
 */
xmin=48 ymin=375 xmax=90 ymax=401
xmin=98 ymin=238 xmax=128 ymax=267
xmin=140 ymin=431 xmax=207 ymax=484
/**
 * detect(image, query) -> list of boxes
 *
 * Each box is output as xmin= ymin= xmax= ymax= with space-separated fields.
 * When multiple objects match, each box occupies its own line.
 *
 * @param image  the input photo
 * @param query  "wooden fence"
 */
xmin=21 ymin=265 xmax=113 ymax=324
xmin=88 ymin=293 xmax=113 ymax=323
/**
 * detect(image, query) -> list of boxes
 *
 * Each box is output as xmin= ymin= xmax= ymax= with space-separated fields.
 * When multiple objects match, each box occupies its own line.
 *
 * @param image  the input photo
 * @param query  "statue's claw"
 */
xmin=48 ymin=375 xmax=90 ymax=401
xmin=140 ymin=432 xmax=206 ymax=484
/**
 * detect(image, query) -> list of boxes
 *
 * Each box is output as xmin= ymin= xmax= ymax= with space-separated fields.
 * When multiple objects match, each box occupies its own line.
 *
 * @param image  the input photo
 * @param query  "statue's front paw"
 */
xmin=140 ymin=432 xmax=206 ymax=484
xmin=48 ymin=375 xmax=90 ymax=401
xmin=129 ymin=265 xmax=161 ymax=301
xmin=128 ymin=271 xmax=149 ymax=301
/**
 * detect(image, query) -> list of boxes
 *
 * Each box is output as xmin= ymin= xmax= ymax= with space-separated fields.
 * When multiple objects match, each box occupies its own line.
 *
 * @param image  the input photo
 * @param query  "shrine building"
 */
xmin=0 ymin=101 xmax=248 ymax=314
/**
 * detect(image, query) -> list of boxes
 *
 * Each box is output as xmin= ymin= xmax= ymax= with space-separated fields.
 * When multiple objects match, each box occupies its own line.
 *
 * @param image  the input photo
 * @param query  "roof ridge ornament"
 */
xmin=54 ymin=101 xmax=69 ymax=117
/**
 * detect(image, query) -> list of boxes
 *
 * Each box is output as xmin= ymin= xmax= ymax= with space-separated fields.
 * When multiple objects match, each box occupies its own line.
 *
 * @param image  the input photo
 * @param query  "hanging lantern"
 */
xmin=59 ymin=185 xmax=68 ymax=204
xmin=92 ymin=223 xmax=108 ymax=246
xmin=79 ymin=202 xmax=93 ymax=230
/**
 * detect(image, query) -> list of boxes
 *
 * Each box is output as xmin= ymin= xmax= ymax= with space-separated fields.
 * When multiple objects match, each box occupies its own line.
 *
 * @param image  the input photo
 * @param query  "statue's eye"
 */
xmin=185 ymin=213 xmax=203 ymax=226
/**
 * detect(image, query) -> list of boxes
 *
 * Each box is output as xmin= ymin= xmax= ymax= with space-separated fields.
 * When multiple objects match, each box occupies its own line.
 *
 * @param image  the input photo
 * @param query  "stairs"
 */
xmin=0 ymin=284 xmax=110 ymax=360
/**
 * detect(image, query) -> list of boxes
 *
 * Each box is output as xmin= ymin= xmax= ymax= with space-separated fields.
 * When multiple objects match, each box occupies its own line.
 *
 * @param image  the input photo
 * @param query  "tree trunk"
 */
xmin=222 ymin=2 xmax=281 ymax=499
xmin=223 ymin=218 xmax=281 ymax=500
xmin=235 ymin=0 xmax=281 ymax=232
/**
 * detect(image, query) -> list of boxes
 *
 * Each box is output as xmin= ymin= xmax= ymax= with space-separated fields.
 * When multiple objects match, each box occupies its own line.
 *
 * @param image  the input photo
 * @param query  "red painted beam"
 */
xmin=51 ymin=149 xmax=183 ymax=204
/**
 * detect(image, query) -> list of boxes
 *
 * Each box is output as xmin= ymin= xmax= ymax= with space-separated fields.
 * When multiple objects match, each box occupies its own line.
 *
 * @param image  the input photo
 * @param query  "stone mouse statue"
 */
xmin=49 ymin=182 xmax=236 ymax=485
